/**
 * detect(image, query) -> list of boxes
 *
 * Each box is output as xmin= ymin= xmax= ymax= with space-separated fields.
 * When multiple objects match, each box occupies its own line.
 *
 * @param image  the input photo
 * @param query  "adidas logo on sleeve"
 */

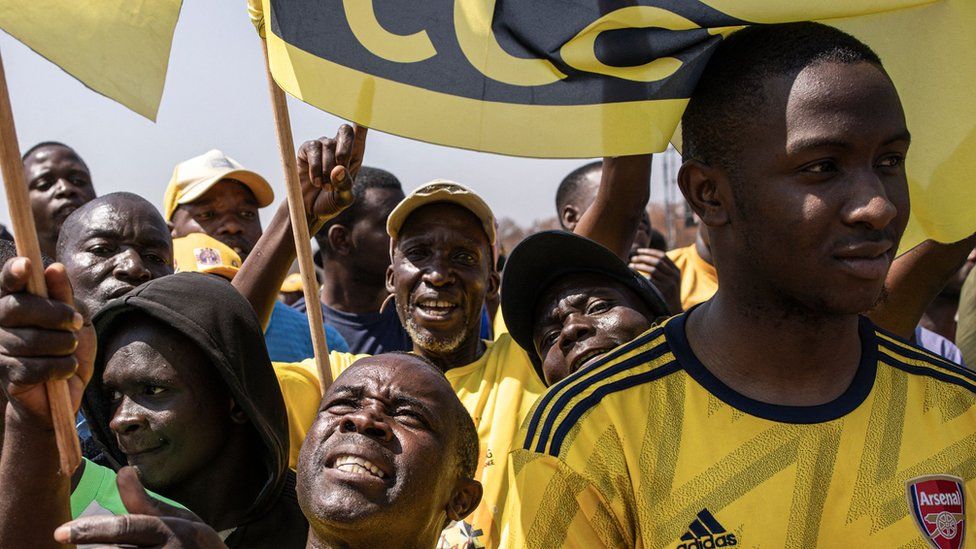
xmin=677 ymin=509 xmax=738 ymax=548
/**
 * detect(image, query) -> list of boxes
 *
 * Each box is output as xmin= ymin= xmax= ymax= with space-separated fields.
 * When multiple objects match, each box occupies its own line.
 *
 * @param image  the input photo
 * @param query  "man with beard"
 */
xmin=165 ymin=149 xmax=345 ymax=362
xmin=505 ymin=23 xmax=976 ymax=547
xmin=0 ymin=268 xmax=307 ymax=548
xmin=23 ymin=141 xmax=97 ymax=258
xmin=232 ymin=125 xmax=654 ymax=547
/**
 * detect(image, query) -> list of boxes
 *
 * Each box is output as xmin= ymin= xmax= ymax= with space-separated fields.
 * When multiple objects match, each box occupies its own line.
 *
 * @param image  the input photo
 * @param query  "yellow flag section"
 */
xmin=254 ymin=0 xmax=976 ymax=246
xmin=827 ymin=0 xmax=976 ymax=248
xmin=0 ymin=0 xmax=182 ymax=120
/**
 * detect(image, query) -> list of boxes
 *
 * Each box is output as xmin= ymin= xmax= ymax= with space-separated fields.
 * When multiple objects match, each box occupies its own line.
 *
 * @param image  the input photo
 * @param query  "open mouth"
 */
xmin=414 ymin=299 xmax=459 ymax=320
xmin=572 ymin=348 xmax=608 ymax=373
xmin=331 ymin=454 xmax=387 ymax=479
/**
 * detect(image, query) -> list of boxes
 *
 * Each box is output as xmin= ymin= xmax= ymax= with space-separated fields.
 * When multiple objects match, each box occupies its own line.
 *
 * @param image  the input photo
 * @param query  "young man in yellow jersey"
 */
xmin=505 ymin=22 xmax=975 ymax=548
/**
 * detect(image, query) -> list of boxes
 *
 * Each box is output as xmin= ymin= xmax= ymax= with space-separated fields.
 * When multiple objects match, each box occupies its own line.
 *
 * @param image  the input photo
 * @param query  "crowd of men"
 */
xmin=0 ymin=22 xmax=973 ymax=549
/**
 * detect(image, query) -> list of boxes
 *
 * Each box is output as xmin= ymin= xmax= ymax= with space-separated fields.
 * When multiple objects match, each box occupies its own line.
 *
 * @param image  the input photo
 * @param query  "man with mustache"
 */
xmin=23 ymin=141 xmax=97 ymax=258
xmin=165 ymin=149 xmax=346 ymax=363
xmin=505 ymin=23 xmax=976 ymax=548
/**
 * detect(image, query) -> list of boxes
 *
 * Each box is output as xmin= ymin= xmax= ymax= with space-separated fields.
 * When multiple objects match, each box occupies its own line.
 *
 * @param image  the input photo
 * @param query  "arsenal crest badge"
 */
xmin=906 ymin=475 xmax=967 ymax=549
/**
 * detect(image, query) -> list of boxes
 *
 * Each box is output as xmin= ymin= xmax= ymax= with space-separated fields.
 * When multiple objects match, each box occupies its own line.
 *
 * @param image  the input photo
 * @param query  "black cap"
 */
xmin=501 ymin=231 xmax=670 ymax=377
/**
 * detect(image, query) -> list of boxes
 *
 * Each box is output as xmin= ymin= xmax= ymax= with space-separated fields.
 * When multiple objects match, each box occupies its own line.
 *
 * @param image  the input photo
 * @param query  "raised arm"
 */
xmin=233 ymin=124 xmax=366 ymax=328
xmin=867 ymin=233 xmax=976 ymax=339
xmin=0 ymin=258 xmax=94 ymax=549
xmin=572 ymin=154 xmax=651 ymax=259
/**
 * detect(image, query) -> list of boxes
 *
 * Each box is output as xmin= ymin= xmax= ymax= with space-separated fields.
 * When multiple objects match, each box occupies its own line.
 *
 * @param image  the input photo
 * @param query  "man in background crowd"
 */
xmin=555 ymin=160 xmax=682 ymax=314
xmin=296 ymin=165 xmax=411 ymax=354
xmin=24 ymin=141 xmax=97 ymax=258
xmin=165 ymin=149 xmax=346 ymax=362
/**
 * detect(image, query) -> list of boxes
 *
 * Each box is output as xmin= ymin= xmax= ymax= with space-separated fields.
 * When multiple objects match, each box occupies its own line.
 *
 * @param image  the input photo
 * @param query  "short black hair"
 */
xmin=555 ymin=160 xmax=601 ymax=216
xmin=380 ymin=351 xmax=479 ymax=479
xmin=313 ymin=166 xmax=403 ymax=258
xmin=22 ymin=141 xmax=85 ymax=167
xmin=682 ymin=22 xmax=885 ymax=172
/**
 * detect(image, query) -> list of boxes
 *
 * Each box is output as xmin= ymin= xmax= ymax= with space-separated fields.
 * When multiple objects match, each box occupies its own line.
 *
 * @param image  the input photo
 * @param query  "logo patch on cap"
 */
xmin=906 ymin=475 xmax=966 ymax=549
xmin=194 ymin=247 xmax=223 ymax=269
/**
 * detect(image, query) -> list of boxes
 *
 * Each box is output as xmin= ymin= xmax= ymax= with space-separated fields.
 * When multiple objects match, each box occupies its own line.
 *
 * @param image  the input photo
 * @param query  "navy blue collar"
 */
xmin=665 ymin=312 xmax=877 ymax=424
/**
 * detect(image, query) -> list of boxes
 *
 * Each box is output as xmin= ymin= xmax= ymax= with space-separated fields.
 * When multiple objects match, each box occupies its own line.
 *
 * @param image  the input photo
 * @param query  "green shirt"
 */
xmin=71 ymin=458 xmax=185 ymax=519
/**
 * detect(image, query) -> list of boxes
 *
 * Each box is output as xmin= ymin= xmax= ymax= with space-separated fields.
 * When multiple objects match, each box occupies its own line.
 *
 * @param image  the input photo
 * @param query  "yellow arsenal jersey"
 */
xmin=505 ymin=315 xmax=976 ymax=548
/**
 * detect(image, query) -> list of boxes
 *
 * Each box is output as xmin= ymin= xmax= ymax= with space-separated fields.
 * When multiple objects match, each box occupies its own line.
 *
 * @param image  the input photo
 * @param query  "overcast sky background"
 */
xmin=0 ymin=1 xmax=680 ymax=229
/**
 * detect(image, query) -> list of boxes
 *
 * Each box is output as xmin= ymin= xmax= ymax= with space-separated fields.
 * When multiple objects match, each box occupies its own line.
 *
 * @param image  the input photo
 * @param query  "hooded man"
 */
xmin=0 ymin=268 xmax=307 ymax=548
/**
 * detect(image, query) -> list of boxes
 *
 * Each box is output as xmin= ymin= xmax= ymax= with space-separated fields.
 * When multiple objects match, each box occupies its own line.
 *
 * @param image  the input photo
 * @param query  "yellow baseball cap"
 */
xmin=280 ymin=272 xmax=303 ymax=293
xmin=387 ymin=180 xmax=497 ymax=245
xmin=163 ymin=149 xmax=274 ymax=220
xmin=172 ymin=232 xmax=242 ymax=280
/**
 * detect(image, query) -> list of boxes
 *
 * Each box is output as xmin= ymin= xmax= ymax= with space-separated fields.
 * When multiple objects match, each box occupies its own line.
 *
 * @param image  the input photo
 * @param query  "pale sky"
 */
xmin=0 ymin=1 xmax=679 ymax=229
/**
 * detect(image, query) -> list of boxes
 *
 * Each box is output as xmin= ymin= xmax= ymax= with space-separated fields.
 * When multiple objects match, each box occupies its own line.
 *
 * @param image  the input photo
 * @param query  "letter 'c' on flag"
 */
xmin=259 ymin=0 xmax=973 ymax=249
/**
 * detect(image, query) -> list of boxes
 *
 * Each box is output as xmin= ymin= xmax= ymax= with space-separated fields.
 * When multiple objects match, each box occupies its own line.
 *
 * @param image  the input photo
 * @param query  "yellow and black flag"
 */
xmin=252 ymin=0 xmax=974 ymax=247
xmin=0 ymin=0 xmax=183 ymax=120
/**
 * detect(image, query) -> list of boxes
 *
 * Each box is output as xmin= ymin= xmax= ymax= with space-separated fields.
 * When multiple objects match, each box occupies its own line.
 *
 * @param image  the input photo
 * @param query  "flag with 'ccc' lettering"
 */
xmin=251 ymin=0 xmax=975 ymax=248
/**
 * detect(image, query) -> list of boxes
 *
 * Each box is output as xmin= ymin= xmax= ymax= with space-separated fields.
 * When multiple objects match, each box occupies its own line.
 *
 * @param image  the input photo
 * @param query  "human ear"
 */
xmin=560 ymin=205 xmax=580 ymax=232
xmin=446 ymin=478 xmax=483 ymax=523
xmin=327 ymin=225 xmax=352 ymax=256
xmin=485 ymin=268 xmax=500 ymax=301
xmin=677 ymin=160 xmax=730 ymax=228
xmin=385 ymin=264 xmax=396 ymax=296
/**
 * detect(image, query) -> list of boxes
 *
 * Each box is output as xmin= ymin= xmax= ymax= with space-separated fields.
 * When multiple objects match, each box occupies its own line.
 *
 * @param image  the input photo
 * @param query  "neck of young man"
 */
xmin=158 ymin=439 xmax=267 ymax=531
xmin=415 ymin=331 xmax=487 ymax=373
xmin=685 ymin=285 xmax=863 ymax=407
xmin=320 ymin=260 xmax=389 ymax=314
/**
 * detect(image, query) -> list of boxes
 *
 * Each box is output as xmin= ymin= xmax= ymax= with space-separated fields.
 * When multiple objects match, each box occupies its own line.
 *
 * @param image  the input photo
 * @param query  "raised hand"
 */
xmin=0 ymin=257 xmax=94 ymax=425
xmin=629 ymin=248 xmax=683 ymax=314
xmin=296 ymin=124 xmax=368 ymax=224
xmin=54 ymin=467 xmax=227 ymax=548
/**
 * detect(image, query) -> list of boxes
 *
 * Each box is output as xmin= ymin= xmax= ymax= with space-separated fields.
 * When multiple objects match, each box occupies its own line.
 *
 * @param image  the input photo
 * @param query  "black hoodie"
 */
xmin=82 ymin=272 xmax=308 ymax=548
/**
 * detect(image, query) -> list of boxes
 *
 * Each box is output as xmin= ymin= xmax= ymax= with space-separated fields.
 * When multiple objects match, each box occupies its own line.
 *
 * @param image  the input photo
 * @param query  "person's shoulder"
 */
xmin=874 ymin=325 xmax=976 ymax=396
xmin=482 ymin=334 xmax=547 ymax=390
xmin=519 ymin=323 xmax=680 ymax=459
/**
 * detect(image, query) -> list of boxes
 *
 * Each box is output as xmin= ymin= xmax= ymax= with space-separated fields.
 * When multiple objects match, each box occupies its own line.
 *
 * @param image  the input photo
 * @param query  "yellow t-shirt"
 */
xmin=505 ymin=315 xmax=976 ymax=548
xmin=273 ymin=352 xmax=369 ymax=469
xmin=276 ymin=337 xmax=545 ymax=549
xmin=493 ymin=310 xmax=509 ymax=340
xmin=667 ymin=244 xmax=718 ymax=310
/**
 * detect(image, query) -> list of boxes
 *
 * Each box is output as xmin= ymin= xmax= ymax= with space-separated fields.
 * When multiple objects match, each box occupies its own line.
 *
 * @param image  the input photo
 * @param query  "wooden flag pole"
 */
xmin=260 ymin=40 xmax=333 ymax=392
xmin=0 ymin=47 xmax=80 ymax=476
